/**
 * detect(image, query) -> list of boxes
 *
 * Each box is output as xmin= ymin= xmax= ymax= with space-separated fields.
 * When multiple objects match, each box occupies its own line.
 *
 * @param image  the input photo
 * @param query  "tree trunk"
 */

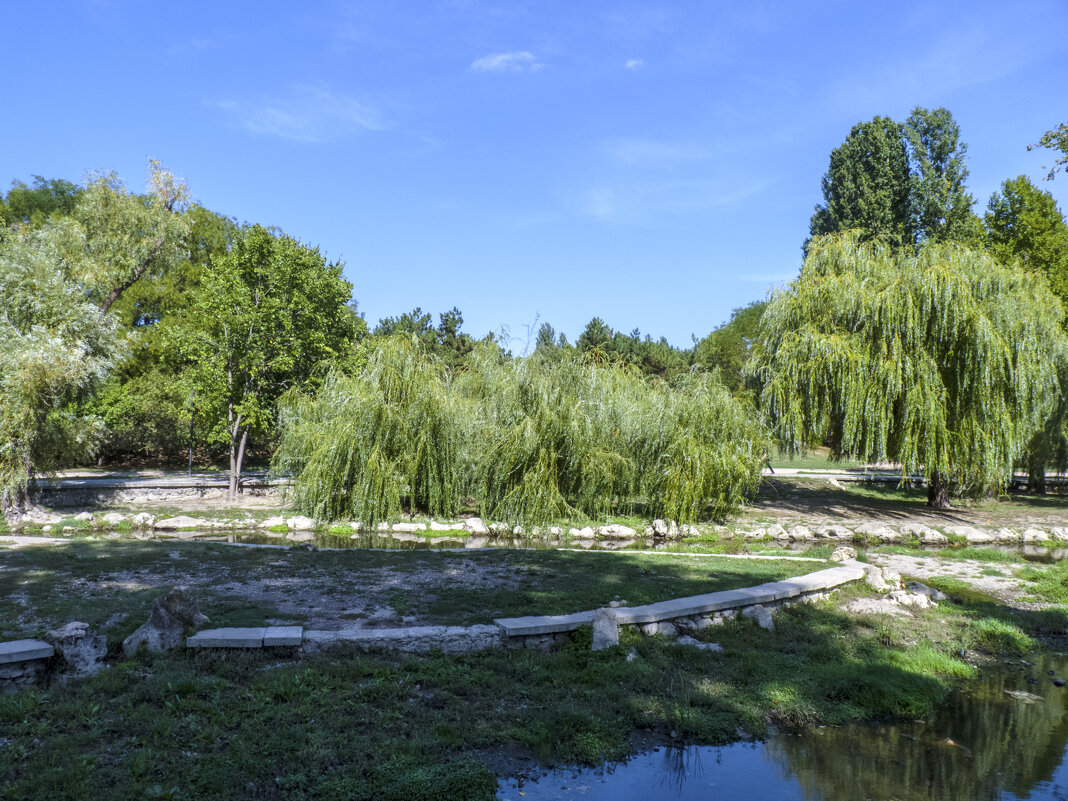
xmin=229 ymin=426 xmax=248 ymax=499
xmin=228 ymin=407 xmax=245 ymax=499
xmin=927 ymin=471 xmax=951 ymax=509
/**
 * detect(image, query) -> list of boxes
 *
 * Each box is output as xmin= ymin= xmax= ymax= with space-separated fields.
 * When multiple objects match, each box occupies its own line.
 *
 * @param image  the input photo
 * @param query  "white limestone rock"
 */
xmin=463 ymin=517 xmax=490 ymax=535
xmin=652 ymin=518 xmax=680 ymax=538
xmin=905 ymin=581 xmax=946 ymax=601
xmin=676 ymin=636 xmax=724 ymax=653
xmin=830 ymin=546 xmax=857 ymax=562
xmin=1023 ymin=527 xmax=1050 ymax=543
xmin=742 ymin=605 xmax=774 ymax=631
xmin=46 ymin=622 xmax=107 ymax=675
xmin=854 ymin=522 xmax=900 ymax=542
xmin=154 ymin=516 xmax=209 ymax=531
xmin=287 ymin=516 xmax=317 ymax=531
xmin=816 ymin=525 xmax=854 ymax=540
xmin=599 ymin=524 xmax=637 ymax=538
xmin=393 ymin=522 xmax=426 ymax=533
xmin=591 ymin=608 xmax=619 ymax=651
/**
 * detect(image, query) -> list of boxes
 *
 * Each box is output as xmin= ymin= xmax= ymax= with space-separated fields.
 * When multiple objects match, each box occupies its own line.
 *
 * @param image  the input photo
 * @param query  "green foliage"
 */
xmin=986 ymin=175 xmax=1068 ymax=301
xmin=472 ymin=349 xmax=766 ymax=524
xmin=967 ymin=618 xmax=1034 ymax=655
xmin=373 ymin=306 xmax=479 ymax=369
xmin=984 ymin=175 xmax=1068 ymax=484
xmin=0 ymin=163 xmax=195 ymax=510
xmin=810 ymin=107 xmax=980 ymax=252
xmin=904 ymin=106 xmax=982 ymax=246
xmin=692 ymin=300 xmax=766 ymax=395
xmin=749 ymin=232 xmax=1066 ymax=503
xmin=277 ymin=336 xmax=766 ymax=525
xmin=1030 ymin=121 xmax=1068 ymax=181
xmin=178 ymin=224 xmax=357 ymax=492
xmin=810 ymin=116 xmax=913 ymax=251
xmin=274 ymin=335 xmax=460 ymax=523
xmin=1 ymin=175 xmax=82 ymax=226
xmin=573 ymin=316 xmax=693 ymax=379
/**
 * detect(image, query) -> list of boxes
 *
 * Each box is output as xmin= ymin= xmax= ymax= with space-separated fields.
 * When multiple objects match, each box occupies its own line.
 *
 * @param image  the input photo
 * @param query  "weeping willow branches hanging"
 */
xmin=273 ymin=335 xmax=462 ymax=524
xmin=275 ymin=336 xmax=768 ymax=525
xmin=748 ymin=232 xmax=1066 ymax=506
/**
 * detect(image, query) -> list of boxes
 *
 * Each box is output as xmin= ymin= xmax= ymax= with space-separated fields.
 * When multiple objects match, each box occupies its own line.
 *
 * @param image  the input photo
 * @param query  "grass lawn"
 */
xmin=2 ymin=577 xmax=1065 ymax=801
xmin=0 ymin=540 xmax=827 ymax=642
xmin=768 ymin=446 xmax=871 ymax=472
xmin=736 ymin=476 xmax=1068 ymax=531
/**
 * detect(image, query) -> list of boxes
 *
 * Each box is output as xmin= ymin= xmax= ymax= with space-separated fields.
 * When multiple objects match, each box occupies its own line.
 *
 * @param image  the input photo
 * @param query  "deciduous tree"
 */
xmin=748 ymin=233 xmax=1064 ymax=507
xmin=178 ymin=224 xmax=356 ymax=496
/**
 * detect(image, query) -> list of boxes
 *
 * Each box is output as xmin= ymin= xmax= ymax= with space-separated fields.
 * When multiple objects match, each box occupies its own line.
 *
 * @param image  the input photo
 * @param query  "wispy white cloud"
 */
xmin=624 ymin=58 xmax=645 ymax=70
xmin=469 ymin=50 xmax=542 ymax=73
xmin=602 ymin=138 xmax=711 ymax=164
xmin=216 ymin=84 xmax=385 ymax=143
xmin=578 ymin=179 xmax=770 ymax=223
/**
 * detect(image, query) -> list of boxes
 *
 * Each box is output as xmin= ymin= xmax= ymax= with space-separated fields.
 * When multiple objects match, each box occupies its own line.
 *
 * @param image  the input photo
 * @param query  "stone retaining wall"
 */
xmin=182 ymin=564 xmax=864 ymax=655
xmin=0 ymin=640 xmax=55 ymax=695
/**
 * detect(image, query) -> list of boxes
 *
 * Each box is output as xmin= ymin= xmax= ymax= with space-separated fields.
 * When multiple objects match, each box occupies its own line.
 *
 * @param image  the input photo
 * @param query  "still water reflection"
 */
xmin=500 ymin=654 xmax=1068 ymax=801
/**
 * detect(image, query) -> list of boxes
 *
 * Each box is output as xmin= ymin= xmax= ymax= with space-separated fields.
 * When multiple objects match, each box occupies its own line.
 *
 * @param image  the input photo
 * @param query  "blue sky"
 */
xmin=3 ymin=1 xmax=1066 ymax=349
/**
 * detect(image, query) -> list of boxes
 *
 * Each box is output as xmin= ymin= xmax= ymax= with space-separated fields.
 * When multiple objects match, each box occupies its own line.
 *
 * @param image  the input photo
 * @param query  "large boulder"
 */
xmin=463 ymin=517 xmax=490 ymax=535
xmin=122 ymin=588 xmax=209 ymax=657
xmin=854 ymin=522 xmax=900 ymax=542
xmin=599 ymin=524 xmax=636 ymax=538
xmin=766 ymin=523 xmax=788 ymax=540
xmin=46 ymin=622 xmax=107 ymax=675
xmin=652 ymin=519 xmax=680 ymax=538
xmin=815 ymin=525 xmax=853 ymax=540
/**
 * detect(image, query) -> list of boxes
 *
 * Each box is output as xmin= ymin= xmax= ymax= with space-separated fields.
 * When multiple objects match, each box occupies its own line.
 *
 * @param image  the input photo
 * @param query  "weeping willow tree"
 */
xmin=272 ymin=335 xmax=465 ymax=523
xmin=634 ymin=372 xmax=767 ymax=523
xmin=461 ymin=347 xmax=766 ymax=525
xmin=749 ymin=232 xmax=1065 ymax=507
xmin=277 ymin=335 xmax=767 ymax=525
xmin=465 ymin=352 xmax=638 ymax=524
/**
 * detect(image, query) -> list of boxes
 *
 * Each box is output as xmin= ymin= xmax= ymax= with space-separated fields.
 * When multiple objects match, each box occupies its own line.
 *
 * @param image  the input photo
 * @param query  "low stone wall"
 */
xmin=182 ymin=564 xmax=864 ymax=656
xmin=34 ymin=483 xmax=277 ymax=508
xmin=0 ymin=640 xmax=55 ymax=695
xmin=496 ymin=565 xmax=862 ymax=650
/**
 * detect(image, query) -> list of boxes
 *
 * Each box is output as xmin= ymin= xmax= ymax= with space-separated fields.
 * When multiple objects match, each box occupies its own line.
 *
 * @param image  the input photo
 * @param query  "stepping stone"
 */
xmin=0 ymin=639 xmax=54 ymax=664
xmin=263 ymin=626 xmax=303 ymax=647
xmin=186 ymin=628 xmax=266 ymax=648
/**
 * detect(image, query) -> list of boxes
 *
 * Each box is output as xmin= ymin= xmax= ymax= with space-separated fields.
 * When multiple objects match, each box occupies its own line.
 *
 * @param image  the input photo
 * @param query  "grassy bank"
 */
xmin=0 ymin=540 xmax=826 ymax=641
xmin=2 ymin=575 xmax=1066 ymax=801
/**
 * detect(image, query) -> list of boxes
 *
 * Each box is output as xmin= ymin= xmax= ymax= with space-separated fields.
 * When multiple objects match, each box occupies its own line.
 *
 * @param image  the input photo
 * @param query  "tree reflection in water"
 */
xmin=766 ymin=654 xmax=1068 ymax=801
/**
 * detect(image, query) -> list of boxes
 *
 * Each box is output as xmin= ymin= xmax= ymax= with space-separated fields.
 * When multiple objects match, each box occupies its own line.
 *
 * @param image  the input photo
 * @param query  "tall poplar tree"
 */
xmin=809 ymin=117 xmax=913 ymax=251
xmin=809 ymin=107 xmax=979 ymax=252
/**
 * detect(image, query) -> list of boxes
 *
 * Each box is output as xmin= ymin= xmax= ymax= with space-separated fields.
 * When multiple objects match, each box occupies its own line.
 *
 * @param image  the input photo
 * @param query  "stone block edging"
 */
xmin=181 ymin=564 xmax=863 ymax=654
xmin=494 ymin=564 xmax=864 ymax=637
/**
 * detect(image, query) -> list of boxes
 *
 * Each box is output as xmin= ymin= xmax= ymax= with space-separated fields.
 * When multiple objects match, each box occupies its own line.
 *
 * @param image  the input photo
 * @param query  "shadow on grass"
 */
xmin=0 ymin=598 xmax=1020 ymax=801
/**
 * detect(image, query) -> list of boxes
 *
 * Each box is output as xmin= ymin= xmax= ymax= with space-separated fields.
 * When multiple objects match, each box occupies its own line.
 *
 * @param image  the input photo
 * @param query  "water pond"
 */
xmin=499 ymin=653 xmax=1068 ymax=801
